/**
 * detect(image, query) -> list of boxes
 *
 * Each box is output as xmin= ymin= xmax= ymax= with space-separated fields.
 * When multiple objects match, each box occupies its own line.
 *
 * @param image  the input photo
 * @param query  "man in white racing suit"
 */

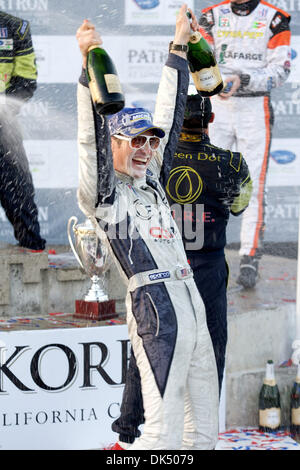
xmin=76 ymin=5 xmax=219 ymax=450
xmin=199 ymin=0 xmax=291 ymax=288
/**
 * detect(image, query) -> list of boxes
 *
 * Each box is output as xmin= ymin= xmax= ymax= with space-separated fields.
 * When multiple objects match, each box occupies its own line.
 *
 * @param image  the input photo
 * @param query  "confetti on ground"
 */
xmin=216 ymin=427 xmax=300 ymax=450
xmin=0 ymin=313 xmax=125 ymax=331
xmin=279 ymin=359 xmax=293 ymax=367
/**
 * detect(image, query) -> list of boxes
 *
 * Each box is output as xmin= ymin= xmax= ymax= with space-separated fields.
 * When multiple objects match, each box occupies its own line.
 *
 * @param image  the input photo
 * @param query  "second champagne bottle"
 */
xmin=259 ymin=360 xmax=281 ymax=433
xmin=187 ymin=31 xmax=224 ymax=97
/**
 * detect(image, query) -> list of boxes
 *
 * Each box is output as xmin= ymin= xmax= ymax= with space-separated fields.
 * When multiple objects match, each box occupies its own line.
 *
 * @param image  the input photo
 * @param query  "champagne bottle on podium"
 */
xmin=186 ymin=13 xmax=223 ymax=97
xmin=86 ymin=45 xmax=125 ymax=115
xmin=291 ymin=363 xmax=300 ymax=440
xmin=259 ymin=360 xmax=281 ymax=433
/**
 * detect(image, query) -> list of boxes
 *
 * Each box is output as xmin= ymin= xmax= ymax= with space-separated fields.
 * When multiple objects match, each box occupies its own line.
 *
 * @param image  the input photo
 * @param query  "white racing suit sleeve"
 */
xmin=149 ymin=53 xmax=188 ymax=188
xmin=77 ymin=70 xmax=117 ymax=218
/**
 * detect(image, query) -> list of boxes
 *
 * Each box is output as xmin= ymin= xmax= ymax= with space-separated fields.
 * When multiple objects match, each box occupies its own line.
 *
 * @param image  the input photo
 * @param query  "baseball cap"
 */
xmin=108 ymin=107 xmax=165 ymax=138
xmin=184 ymin=94 xmax=212 ymax=128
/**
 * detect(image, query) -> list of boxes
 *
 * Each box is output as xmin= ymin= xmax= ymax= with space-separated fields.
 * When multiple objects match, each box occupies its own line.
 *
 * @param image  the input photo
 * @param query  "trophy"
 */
xmin=67 ymin=216 xmax=116 ymax=320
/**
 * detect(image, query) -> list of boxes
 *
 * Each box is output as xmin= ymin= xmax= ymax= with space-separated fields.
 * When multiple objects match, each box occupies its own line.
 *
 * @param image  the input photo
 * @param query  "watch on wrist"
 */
xmin=169 ymin=41 xmax=188 ymax=53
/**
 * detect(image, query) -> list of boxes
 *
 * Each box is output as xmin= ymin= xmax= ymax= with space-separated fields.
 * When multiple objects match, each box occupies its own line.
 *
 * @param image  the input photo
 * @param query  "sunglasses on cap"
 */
xmin=114 ymin=134 xmax=161 ymax=150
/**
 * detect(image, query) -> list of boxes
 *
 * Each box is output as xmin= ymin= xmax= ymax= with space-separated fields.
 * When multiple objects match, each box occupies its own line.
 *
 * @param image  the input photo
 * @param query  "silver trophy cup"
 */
xmin=67 ymin=216 xmax=110 ymax=302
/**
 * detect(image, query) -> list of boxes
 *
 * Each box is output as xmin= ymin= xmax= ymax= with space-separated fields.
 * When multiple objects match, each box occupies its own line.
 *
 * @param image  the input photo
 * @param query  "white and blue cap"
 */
xmin=108 ymin=107 xmax=165 ymax=138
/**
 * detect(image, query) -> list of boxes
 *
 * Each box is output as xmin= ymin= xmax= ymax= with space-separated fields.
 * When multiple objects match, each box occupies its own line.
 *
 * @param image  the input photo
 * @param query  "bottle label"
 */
xmin=292 ymin=408 xmax=300 ymax=425
xmin=263 ymin=379 xmax=276 ymax=386
xmin=192 ymin=65 xmax=223 ymax=93
xmin=104 ymin=74 xmax=122 ymax=94
xmin=259 ymin=408 xmax=281 ymax=428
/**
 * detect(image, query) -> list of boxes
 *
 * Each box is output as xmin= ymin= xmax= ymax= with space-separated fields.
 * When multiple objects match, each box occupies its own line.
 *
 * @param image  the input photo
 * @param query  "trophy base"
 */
xmin=74 ymin=299 xmax=117 ymax=321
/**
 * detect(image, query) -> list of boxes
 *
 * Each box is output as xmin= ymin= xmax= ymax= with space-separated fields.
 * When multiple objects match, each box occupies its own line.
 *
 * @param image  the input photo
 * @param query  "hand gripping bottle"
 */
xmin=86 ymin=45 xmax=125 ymax=115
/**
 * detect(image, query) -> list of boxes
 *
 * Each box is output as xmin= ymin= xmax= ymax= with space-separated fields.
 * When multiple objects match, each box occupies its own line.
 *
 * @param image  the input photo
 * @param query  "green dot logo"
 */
xmin=166 ymin=167 xmax=203 ymax=204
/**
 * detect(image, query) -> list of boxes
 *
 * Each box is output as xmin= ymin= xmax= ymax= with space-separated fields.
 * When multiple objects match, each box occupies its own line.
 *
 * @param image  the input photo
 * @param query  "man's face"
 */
xmin=111 ymin=129 xmax=156 ymax=179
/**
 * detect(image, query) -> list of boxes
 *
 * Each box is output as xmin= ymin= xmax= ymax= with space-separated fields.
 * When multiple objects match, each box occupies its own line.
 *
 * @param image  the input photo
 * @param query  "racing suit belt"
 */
xmin=127 ymin=265 xmax=193 ymax=292
xmin=233 ymin=92 xmax=270 ymax=97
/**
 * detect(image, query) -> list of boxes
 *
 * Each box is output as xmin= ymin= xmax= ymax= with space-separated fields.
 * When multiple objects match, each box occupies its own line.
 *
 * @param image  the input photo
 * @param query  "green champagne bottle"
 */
xmin=187 ymin=31 xmax=224 ymax=97
xmin=291 ymin=363 xmax=300 ymax=440
xmin=259 ymin=360 xmax=281 ymax=433
xmin=86 ymin=45 xmax=125 ymax=115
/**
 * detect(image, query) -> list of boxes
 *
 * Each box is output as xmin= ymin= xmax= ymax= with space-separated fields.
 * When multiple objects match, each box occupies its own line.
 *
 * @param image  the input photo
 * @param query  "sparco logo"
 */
xmin=0 ymin=0 xmax=48 ymax=10
xmin=0 ymin=340 xmax=130 ymax=393
xmin=149 ymin=271 xmax=171 ymax=281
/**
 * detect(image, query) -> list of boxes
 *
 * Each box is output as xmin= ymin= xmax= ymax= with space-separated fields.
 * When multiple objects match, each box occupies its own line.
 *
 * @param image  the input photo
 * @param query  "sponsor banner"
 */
xmin=33 ymin=35 xmax=81 ymax=83
xmin=32 ymin=35 xmax=171 ymax=85
xmin=19 ymin=84 xmax=77 ymax=140
xmin=265 ymin=187 xmax=300 ymax=239
xmin=125 ymin=0 xmax=194 ymax=25
xmin=24 ymin=140 xmax=78 ymax=188
xmin=126 ymin=91 xmax=156 ymax=113
xmin=227 ymin=186 xmax=300 ymax=243
xmin=0 ymin=324 xmax=129 ymax=449
xmin=0 ymin=1 xmax=297 ymax=35
xmin=0 ymin=0 xmax=297 ymax=247
xmin=0 ymin=0 xmax=118 ymax=34
xmin=267 ymin=139 xmax=300 ymax=187
xmin=287 ymin=35 xmax=300 ymax=84
xmin=117 ymin=35 xmax=170 ymax=83
xmin=0 ymin=184 xmax=299 ymax=246
xmin=0 ymin=321 xmax=227 ymax=449
xmin=271 ymin=0 xmax=300 ymax=33
xmin=272 ymin=83 xmax=300 ymax=138
xmin=0 ymin=188 xmax=83 ymax=245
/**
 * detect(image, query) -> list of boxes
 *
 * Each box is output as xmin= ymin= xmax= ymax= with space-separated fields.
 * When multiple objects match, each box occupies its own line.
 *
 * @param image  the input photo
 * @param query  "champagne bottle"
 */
xmin=86 ymin=45 xmax=125 ymax=115
xmin=291 ymin=363 xmax=300 ymax=440
xmin=259 ymin=360 xmax=281 ymax=433
xmin=187 ymin=31 xmax=224 ymax=97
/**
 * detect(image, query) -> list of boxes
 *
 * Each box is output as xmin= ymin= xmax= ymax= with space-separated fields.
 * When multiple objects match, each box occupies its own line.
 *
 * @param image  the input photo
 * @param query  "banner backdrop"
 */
xmin=0 ymin=0 xmax=298 ymax=245
xmin=0 ymin=320 xmax=226 ymax=450
xmin=0 ymin=324 xmax=130 ymax=450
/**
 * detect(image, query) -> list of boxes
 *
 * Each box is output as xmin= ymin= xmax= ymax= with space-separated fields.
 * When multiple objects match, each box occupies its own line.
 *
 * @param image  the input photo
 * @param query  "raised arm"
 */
xmin=76 ymin=20 xmax=116 ymax=218
xmin=151 ymin=4 xmax=199 ymax=187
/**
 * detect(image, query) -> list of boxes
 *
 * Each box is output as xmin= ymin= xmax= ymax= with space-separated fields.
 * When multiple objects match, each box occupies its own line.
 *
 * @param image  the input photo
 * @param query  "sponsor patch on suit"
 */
xmin=0 ymin=28 xmax=8 ymax=38
xmin=0 ymin=39 xmax=13 ymax=50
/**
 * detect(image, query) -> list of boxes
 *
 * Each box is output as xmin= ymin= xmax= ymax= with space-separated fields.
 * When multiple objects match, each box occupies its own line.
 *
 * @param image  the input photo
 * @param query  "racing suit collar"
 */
xmin=231 ymin=0 xmax=260 ymax=16
xmin=115 ymin=169 xmax=146 ymax=186
xmin=180 ymin=131 xmax=210 ymax=143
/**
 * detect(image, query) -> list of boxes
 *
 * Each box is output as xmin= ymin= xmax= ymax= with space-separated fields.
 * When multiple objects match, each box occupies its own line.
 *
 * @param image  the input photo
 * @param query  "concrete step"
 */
xmin=227 ymin=365 xmax=298 ymax=428
xmin=225 ymin=248 xmax=297 ymax=428
xmin=0 ymin=245 xmax=126 ymax=316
